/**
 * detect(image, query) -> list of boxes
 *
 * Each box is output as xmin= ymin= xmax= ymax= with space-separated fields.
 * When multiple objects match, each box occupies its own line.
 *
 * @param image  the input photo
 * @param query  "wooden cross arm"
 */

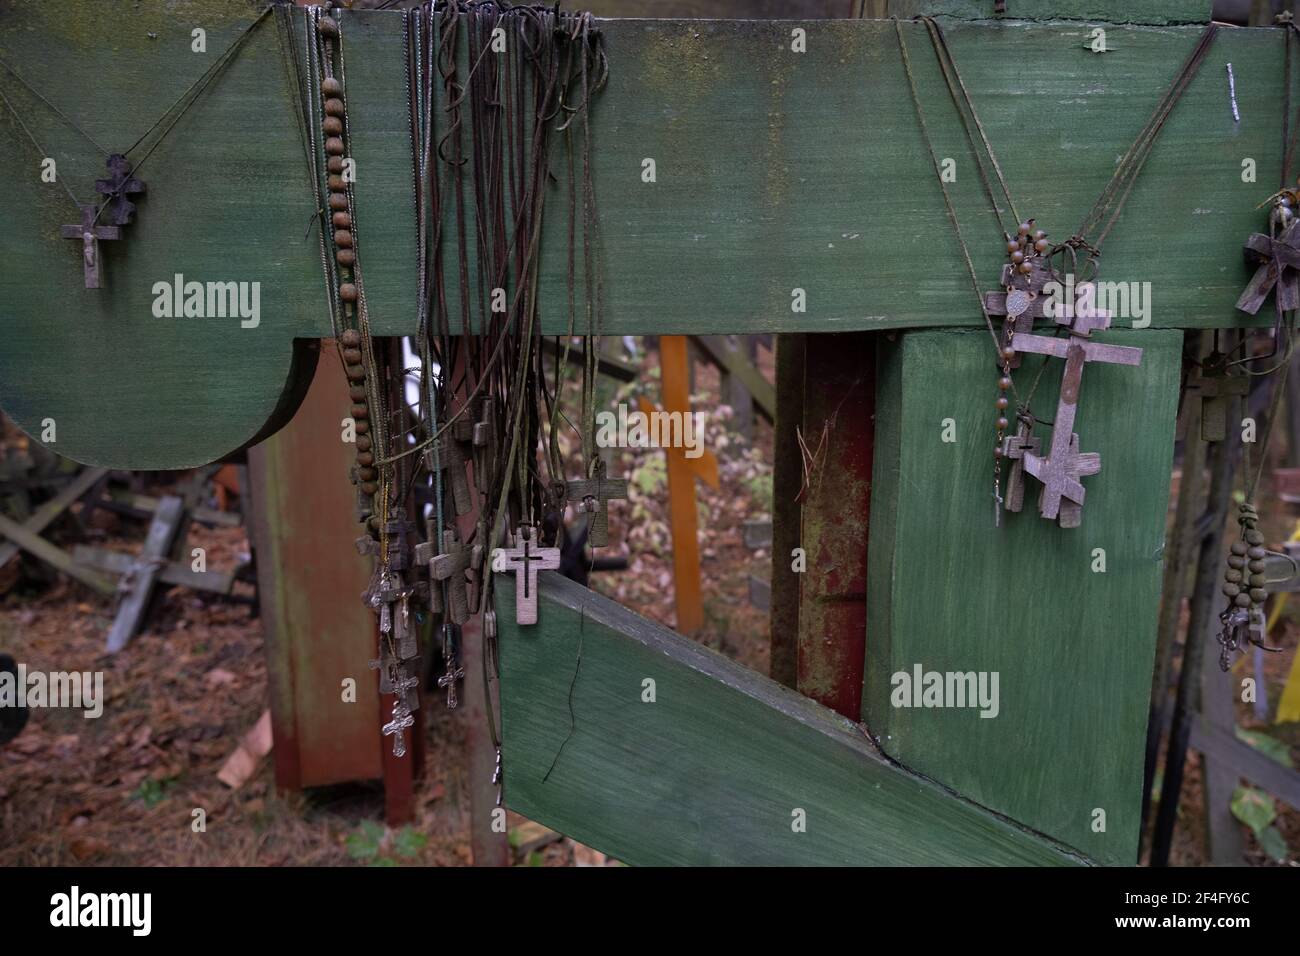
xmin=59 ymin=223 xmax=120 ymax=241
xmin=1244 ymin=232 xmax=1300 ymax=270
xmin=496 ymin=573 xmax=1086 ymax=866
xmin=1012 ymin=333 xmax=1143 ymax=366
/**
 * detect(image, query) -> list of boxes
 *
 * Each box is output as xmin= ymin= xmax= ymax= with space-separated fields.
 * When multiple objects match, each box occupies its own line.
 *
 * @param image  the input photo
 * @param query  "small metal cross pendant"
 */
xmin=436 ymin=623 xmax=465 ymax=709
xmin=501 ymin=525 xmax=561 ymax=625
xmin=381 ymin=701 xmax=415 ymax=758
xmin=60 ymin=205 xmax=120 ymax=289
xmin=565 ymin=459 xmax=629 ymax=548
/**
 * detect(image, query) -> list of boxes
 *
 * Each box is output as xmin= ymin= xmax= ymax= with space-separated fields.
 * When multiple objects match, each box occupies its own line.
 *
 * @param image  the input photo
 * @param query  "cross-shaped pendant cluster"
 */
xmin=991 ymin=272 xmax=1143 ymax=527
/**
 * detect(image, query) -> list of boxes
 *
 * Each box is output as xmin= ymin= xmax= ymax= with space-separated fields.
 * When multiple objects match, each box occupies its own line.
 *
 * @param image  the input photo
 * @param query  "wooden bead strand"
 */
xmin=314 ymin=8 xmax=381 ymax=525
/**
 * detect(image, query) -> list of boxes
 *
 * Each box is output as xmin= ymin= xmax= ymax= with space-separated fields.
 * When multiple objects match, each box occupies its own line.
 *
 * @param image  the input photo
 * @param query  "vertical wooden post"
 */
xmin=644 ymin=335 xmax=719 ymax=634
xmin=769 ymin=334 xmax=805 ymax=689
xmin=794 ymin=333 xmax=874 ymax=720
xmin=248 ymin=340 xmax=390 ymax=799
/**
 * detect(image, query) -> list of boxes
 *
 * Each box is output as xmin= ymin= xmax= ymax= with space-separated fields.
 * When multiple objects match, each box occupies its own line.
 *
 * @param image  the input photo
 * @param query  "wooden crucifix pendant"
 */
xmin=565 ymin=459 xmax=628 ymax=548
xmin=424 ymin=435 xmax=473 ymax=516
xmin=1011 ymin=334 xmax=1142 ymax=526
xmin=1186 ymin=352 xmax=1248 ymax=442
xmin=500 ymin=525 xmax=561 ymax=625
xmin=60 ymin=205 xmax=120 ymax=289
xmin=1237 ymin=220 xmax=1300 ymax=314
xmin=94 ymin=154 xmax=146 ymax=227
xmin=999 ymin=416 xmax=1041 ymax=514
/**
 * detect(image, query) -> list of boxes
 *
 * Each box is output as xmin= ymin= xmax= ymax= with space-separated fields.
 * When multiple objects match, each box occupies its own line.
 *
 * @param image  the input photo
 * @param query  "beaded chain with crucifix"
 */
xmin=289 ymin=3 xmax=619 ymax=777
xmin=896 ymin=15 xmax=1217 ymax=529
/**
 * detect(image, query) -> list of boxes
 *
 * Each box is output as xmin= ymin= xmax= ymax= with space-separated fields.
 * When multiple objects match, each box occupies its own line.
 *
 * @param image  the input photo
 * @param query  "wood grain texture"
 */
xmin=884 ymin=1 xmax=1212 ymax=24
xmin=0 ymin=0 xmax=323 ymax=470
xmin=0 ymin=3 xmax=1283 ymax=468
xmin=497 ymin=571 xmax=1088 ymax=865
xmin=247 ymin=345 xmax=383 ymax=790
xmin=864 ymin=327 xmax=1181 ymax=866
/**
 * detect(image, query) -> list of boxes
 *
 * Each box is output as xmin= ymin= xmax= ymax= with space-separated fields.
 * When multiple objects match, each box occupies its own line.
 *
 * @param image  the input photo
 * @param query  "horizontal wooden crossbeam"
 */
xmin=497 ymin=572 xmax=1087 ymax=866
xmin=0 ymin=1 xmax=1283 ymax=469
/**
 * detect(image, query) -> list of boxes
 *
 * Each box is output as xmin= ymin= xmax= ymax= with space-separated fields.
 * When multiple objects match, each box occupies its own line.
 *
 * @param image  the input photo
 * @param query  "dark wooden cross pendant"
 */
xmin=565 ymin=459 xmax=629 ymax=548
xmin=1237 ymin=220 xmax=1300 ymax=314
xmin=415 ymin=529 xmax=473 ymax=625
xmin=60 ymin=205 xmax=120 ymax=289
xmin=94 ymin=154 xmax=146 ymax=226
xmin=1010 ymin=335 xmax=1142 ymax=526
xmin=1186 ymin=353 xmax=1249 ymax=442
xmin=501 ymin=525 xmax=561 ymax=625
xmin=424 ymin=435 xmax=473 ymax=516
xmin=999 ymin=416 xmax=1041 ymax=515
xmin=453 ymin=397 xmax=496 ymax=494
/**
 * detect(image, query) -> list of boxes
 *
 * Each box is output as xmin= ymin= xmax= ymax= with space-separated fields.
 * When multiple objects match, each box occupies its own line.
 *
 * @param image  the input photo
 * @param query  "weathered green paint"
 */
xmin=0 ymin=2 xmax=1280 ymax=468
xmin=498 ymin=571 xmax=1088 ymax=866
xmin=864 ymin=327 xmax=1181 ymax=866
xmin=0 ymin=0 xmax=320 ymax=470
xmin=886 ymin=1 xmax=1212 ymax=24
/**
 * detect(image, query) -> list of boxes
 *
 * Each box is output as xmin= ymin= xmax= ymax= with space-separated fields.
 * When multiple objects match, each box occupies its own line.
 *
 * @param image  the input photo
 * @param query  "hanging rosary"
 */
xmin=894 ymin=15 xmax=1216 ymax=528
xmin=287 ymin=2 xmax=612 ymax=774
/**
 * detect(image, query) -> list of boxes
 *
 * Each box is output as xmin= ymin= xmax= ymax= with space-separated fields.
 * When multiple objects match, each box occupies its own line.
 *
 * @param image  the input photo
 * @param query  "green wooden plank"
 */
xmin=885 ymin=1 xmax=1212 ymax=24
xmin=497 ymin=571 xmax=1088 ymax=866
xmin=0 ymin=2 xmax=1279 ymax=470
xmin=864 ymin=327 xmax=1181 ymax=866
xmin=0 ymin=0 xmax=321 ymax=471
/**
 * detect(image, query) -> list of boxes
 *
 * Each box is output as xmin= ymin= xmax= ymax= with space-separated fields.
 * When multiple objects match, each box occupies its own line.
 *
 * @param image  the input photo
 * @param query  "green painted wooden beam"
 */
xmin=497 ymin=571 xmax=1088 ymax=866
xmin=864 ymin=327 xmax=1181 ymax=866
xmin=0 ymin=1 xmax=1279 ymax=468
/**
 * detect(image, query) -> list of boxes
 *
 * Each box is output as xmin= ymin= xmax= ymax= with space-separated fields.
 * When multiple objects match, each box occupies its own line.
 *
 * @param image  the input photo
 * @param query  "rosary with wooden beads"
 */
xmin=894 ymin=15 xmax=1216 ymax=528
xmin=287 ymin=2 xmax=611 ymax=770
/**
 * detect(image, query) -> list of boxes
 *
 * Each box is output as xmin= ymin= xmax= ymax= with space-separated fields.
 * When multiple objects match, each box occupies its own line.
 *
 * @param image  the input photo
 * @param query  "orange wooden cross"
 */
xmin=637 ymin=335 xmax=719 ymax=634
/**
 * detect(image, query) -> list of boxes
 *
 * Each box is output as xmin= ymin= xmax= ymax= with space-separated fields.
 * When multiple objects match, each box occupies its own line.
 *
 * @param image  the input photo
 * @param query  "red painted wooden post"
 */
xmin=794 ymin=333 xmax=875 ymax=720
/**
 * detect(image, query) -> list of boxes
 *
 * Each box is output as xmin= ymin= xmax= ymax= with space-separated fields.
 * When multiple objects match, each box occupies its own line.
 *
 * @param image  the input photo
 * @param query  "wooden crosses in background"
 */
xmin=639 ymin=335 xmax=720 ymax=634
xmin=415 ymin=528 xmax=473 ymax=624
xmin=424 ymin=435 xmax=473 ymax=516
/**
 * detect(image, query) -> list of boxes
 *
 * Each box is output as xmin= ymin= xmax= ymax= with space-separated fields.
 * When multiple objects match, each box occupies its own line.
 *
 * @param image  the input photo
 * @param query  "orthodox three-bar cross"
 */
xmin=1011 ymin=333 xmax=1142 ymax=527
